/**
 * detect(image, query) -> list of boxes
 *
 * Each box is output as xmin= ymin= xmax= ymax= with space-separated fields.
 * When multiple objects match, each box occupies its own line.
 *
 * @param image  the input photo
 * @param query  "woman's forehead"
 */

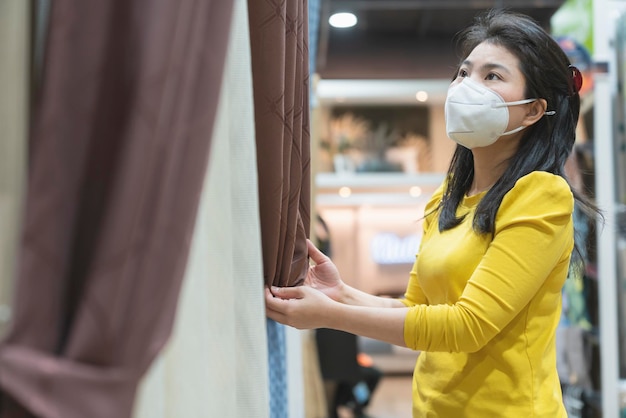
xmin=464 ymin=42 xmax=520 ymax=68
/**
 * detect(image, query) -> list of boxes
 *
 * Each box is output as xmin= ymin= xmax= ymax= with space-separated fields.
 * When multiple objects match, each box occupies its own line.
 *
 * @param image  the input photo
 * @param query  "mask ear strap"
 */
xmin=545 ymin=110 xmax=556 ymax=116
xmin=501 ymin=125 xmax=527 ymax=136
xmin=492 ymin=98 xmax=536 ymax=108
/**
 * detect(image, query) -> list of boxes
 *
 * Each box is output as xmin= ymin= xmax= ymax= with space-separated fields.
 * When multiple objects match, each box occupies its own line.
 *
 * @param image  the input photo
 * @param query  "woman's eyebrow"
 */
xmin=461 ymin=60 xmax=511 ymax=74
xmin=482 ymin=63 xmax=511 ymax=74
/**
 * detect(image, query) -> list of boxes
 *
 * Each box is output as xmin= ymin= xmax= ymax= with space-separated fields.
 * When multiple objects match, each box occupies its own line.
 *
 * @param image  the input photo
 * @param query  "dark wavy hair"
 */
xmin=439 ymin=9 xmax=599 ymax=241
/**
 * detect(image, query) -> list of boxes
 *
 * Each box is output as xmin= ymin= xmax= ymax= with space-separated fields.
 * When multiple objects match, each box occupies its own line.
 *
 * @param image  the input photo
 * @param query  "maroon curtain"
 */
xmin=0 ymin=1 xmax=233 ymax=417
xmin=248 ymin=0 xmax=311 ymax=288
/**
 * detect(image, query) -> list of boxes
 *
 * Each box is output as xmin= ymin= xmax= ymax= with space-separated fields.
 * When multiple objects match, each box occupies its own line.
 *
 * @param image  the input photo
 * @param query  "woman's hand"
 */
xmin=265 ymin=286 xmax=336 ymax=330
xmin=305 ymin=239 xmax=346 ymax=302
xmin=265 ymin=285 xmax=408 ymax=347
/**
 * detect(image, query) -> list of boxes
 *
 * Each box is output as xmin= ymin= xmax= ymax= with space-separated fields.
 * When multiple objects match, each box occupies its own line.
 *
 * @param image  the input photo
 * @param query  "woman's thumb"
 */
xmin=270 ymin=285 xmax=302 ymax=299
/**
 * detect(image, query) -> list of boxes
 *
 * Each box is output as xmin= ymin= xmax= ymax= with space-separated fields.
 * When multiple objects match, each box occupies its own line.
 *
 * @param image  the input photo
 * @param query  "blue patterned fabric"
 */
xmin=308 ymin=0 xmax=321 ymax=107
xmin=308 ymin=0 xmax=321 ymax=77
xmin=267 ymin=318 xmax=288 ymax=418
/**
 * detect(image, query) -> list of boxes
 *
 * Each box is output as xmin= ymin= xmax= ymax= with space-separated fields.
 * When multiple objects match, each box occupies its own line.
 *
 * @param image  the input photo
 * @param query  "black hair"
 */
xmin=436 ymin=9 xmax=601 ymax=264
xmin=438 ymin=9 xmax=600 ymax=252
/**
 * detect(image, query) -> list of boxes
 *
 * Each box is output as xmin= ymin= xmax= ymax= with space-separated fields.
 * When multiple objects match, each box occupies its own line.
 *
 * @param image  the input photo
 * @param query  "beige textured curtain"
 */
xmin=0 ymin=0 xmax=29 ymax=341
xmin=134 ymin=0 xmax=269 ymax=415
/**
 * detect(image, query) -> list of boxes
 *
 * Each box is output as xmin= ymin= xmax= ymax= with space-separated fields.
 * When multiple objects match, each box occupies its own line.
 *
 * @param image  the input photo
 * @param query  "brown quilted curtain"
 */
xmin=248 ymin=0 xmax=311 ymax=288
xmin=0 ymin=0 xmax=234 ymax=417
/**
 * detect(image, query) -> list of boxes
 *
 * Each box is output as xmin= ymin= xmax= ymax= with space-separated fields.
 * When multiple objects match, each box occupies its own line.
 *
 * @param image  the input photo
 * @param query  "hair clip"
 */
xmin=569 ymin=65 xmax=583 ymax=94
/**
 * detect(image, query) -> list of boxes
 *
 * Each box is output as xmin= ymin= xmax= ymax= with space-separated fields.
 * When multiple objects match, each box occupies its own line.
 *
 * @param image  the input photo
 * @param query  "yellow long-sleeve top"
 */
xmin=400 ymin=171 xmax=573 ymax=417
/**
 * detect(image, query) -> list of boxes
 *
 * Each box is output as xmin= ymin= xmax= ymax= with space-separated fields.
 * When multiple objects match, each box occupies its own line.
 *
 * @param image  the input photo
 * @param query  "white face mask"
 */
xmin=444 ymin=77 xmax=536 ymax=149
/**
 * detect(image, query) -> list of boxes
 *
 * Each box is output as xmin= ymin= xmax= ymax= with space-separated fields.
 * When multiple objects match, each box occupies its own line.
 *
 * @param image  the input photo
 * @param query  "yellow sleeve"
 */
xmin=399 ymin=182 xmax=445 ymax=307
xmin=404 ymin=172 xmax=574 ymax=352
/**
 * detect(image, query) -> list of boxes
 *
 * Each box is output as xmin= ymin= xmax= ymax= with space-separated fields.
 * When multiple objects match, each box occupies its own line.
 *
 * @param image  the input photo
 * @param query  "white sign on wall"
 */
xmin=370 ymin=232 xmax=421 ymax=265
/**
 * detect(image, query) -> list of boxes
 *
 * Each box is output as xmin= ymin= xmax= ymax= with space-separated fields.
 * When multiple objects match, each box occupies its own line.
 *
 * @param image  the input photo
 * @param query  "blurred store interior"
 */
xmin=309 ymin=1 xmax=625 ymax=417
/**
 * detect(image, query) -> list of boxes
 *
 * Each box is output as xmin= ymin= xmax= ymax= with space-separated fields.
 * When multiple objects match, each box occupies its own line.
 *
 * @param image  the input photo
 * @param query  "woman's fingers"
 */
xmin=306 ymin=239 xmax=328 ymax=264
xmin=265 ymin=286 xmax=304 ymax=315
xmin=264 ymin=287 xmax=308 ymax=327
xmin=265 ymin=285 xmax=333 ymax=330
xmin=269 ymin=286 xmax=303 ymax=299
xmin=264 ymin=288 xmax=287 ymax=321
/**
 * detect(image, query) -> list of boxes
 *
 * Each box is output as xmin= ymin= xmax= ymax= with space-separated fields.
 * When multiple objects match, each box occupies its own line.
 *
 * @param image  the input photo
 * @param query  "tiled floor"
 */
xmin=329 ymin=337 xmax=416 ymax=418
xmin=357 ymin=338 xmax=416 ymax=418
xmin=365 ymin=375 xmax=413 ymax=418
xmin=329 ymin=372 xmax=414 ymax=418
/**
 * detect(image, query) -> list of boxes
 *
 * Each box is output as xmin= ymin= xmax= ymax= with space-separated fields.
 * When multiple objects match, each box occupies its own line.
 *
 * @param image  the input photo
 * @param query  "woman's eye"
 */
xmin=485 ymin=73 xmax=501 ymax=81
xmin=458 ymin=69 xmax=468 ymax=77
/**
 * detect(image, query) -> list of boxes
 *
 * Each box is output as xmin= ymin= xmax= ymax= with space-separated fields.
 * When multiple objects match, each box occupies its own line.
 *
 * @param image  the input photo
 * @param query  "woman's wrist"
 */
xmin=336 ymin=282 xmax=405 ymax=308
xmin=328 ymin=280 xmax=348 ymax=304
xmin=335 ymin=281 xmax=361 ymax=306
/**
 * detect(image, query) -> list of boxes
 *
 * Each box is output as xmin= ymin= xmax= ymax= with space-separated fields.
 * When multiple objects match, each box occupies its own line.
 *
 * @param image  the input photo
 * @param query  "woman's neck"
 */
xmin=469 ymin=146 xmax=514 ymax=196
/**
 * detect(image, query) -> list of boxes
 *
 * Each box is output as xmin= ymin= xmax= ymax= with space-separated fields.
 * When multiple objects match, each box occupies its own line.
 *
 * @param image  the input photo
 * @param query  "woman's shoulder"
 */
xmin=511 ymin=171 xmax=571 ymax=194
xmin=500 ymin=171 xmax=573 ymax=213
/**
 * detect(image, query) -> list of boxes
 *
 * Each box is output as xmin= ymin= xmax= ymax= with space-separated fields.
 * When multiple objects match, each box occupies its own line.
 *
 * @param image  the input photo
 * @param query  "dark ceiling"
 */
xmin=316 ymin=0 xmax=567 ymax=80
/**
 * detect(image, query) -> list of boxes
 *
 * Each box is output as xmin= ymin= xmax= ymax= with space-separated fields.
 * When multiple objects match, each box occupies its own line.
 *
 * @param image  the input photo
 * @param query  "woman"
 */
xmin=265 ymin=9 xmax=597 ymax=417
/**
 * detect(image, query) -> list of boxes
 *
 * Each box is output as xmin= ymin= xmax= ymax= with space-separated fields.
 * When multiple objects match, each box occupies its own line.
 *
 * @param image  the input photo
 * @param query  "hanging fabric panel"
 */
xmin=248 ymin=0 xmax=311 ymax=288
xmin=0 ymin=0 xmax=234 ymax=416
xmin=247 ymin=0 xmax=311 ymax=416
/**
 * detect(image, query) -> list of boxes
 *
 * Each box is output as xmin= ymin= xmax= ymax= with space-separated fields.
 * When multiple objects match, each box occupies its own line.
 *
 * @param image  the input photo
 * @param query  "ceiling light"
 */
xmin=329 ymin=12 xmax=357 ymax=28
xmin=409 ymin=186 xmax=422 ymax=197
xmin=415 ymin=91 xmax=428 ymax=102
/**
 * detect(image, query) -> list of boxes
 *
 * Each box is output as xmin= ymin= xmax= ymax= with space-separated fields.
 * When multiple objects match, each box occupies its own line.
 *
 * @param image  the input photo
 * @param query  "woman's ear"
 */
xmin=523 ymin=98 xmax=548 ymax=126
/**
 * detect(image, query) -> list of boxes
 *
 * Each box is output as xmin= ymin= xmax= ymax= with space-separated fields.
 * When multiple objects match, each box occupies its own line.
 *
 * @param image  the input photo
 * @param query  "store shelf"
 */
xmin=316 ymin=172 xmax=445 ymax=189
xmin=315 ymin=172 xmax=445 ymax=207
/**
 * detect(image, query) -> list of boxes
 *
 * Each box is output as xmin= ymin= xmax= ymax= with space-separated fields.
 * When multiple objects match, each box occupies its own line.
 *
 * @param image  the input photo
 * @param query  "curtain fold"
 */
xmin=0 ymin=0 xmax=234 ymax=416
xmin=134 ymin=0 xmax=269 ymax=414
xmin=248 ymin=0 xmax=311 ymax=416
xmin=248 ymin=0 xmax=311 ymax=289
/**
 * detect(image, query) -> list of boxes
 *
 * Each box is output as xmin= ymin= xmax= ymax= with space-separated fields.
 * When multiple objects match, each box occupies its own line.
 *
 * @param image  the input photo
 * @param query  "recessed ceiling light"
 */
xmin=329 ymin=12 xmax=357 ymax=28
xmin=415 ymin=91 xmax=428 ymax=102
